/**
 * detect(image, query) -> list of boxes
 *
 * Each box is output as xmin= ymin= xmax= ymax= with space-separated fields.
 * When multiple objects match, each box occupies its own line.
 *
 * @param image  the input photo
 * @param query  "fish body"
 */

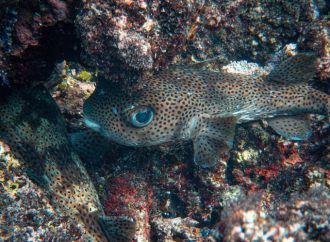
xmin=83 ymin=54 xmax=330 ymax=167
xmin=0 ymin=88 xmax=136 ymax=242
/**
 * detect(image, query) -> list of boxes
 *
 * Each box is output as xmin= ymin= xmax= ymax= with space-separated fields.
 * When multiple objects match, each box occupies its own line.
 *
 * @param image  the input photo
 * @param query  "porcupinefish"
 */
xmin=0 ymin=87 xmax=136 ymax=242
xmin=81 ymin=54 xmax=330 ymax=168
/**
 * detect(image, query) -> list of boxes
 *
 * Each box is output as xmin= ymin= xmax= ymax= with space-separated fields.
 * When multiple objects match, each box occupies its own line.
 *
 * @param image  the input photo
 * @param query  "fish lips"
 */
xmin=83 ymin=116 xmax=139 ymax=146
xmin=84 ymin=116 xmax=101 ymax=131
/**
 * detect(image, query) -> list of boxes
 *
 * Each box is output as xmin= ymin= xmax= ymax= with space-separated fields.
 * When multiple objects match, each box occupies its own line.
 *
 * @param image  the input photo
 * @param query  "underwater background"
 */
xmin=0 ymin=0 xmax=330 ymax=241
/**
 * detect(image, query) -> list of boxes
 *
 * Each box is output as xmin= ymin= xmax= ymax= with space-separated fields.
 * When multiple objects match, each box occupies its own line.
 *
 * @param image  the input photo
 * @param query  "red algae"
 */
xmin=104 ymin=172 xmax=153 ymax=241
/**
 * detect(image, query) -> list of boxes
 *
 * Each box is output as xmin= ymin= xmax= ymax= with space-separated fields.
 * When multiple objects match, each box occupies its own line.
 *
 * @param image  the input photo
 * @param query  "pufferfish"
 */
xmin=0 ymin=87 xmax=136 ymax=242
xmin=78 ymin=53 xmax=330 ymax=168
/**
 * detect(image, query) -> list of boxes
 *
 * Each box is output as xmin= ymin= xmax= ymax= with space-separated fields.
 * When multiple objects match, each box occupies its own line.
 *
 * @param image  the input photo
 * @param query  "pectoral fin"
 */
xmin=99 ymin=216 xmax=136 ymax=242
xmin=193 ymin=135 xmax=231 ymax=168
xmin=266 ymin=53 xmax=317 ymax=84
xmin=193 ymin=116 xmax=236 ymax=168
xmin=200 ymin=116 xmax=236 ymax=142
xmin=70 ymin=129 xmax=110 ymax=162
xmin=267 ymin=115 xmax=311 ymax=141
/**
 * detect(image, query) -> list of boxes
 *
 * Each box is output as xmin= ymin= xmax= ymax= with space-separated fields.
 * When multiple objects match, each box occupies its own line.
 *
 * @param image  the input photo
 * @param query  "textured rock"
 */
xmin=218 ymin=188 xmax=330 ymax=241
xmin=76 ymin=0 xmax=329 ymax=86
xmin=0 ymin=0 xmax=77 ymax=87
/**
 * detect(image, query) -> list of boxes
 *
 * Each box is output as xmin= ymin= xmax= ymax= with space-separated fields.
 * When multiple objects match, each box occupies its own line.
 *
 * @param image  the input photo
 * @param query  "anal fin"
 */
xmin=267 ymin=115 xmax=312 ymax=141
xmin=99 ymin=216 xmax=136 ymax=242
xmin=194 ymin=135 xmax=231 ymax=168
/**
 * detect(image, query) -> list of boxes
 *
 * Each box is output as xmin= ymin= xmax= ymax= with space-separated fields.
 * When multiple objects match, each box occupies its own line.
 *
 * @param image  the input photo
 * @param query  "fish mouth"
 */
xmin=83 ymin=116 xmax=141 ymax=146
xmin=84 ymin=116 xmax=101 ymax=131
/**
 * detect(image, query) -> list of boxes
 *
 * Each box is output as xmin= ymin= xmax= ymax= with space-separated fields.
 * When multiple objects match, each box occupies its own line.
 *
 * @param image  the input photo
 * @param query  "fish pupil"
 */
xmin=136 ymin=109 xmax=152 ymax=123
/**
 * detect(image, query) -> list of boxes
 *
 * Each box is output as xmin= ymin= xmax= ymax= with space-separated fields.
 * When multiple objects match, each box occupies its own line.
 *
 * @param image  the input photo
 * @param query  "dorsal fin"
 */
xmin=99 ymin=216 xmax=136 ymax=242
xmin=266 ymin=53 xmax=318 ymax=84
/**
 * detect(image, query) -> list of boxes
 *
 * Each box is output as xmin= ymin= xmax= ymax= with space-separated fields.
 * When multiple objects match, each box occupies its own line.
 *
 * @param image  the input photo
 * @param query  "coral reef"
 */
xmin=50 ymin=61 xmax=96 ymax=131
xmin=75 ymin=0 xmax=205 ymax=81
xmin=104 ymin=172 xmax=152 ymax=241
xmin=1 ymin=0 xmax=328 ymax=86
xmin=0 ymin=0 xmax=77 ymax=87
xmin=87 ymin=114 xmax=329 ymax=241
xmin=76 ymin=0 xmax=329 ymax=86
xmin=218 ymin=188 xmax=330 ymax=241
xmin=190 ymin=0 xmax=328 ymax=62
xmin=0 ymin=0 xmax=329 ymax=241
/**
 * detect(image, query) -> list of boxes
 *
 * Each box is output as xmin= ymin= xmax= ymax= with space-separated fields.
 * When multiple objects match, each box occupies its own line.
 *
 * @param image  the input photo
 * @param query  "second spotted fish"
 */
xmin=77 ymin=53 xmax=330 ymax=168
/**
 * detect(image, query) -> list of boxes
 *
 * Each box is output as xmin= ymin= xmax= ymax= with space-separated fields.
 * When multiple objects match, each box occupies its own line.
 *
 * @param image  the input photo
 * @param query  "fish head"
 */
xmin=83 ymin=82 xmax=186 ymax=147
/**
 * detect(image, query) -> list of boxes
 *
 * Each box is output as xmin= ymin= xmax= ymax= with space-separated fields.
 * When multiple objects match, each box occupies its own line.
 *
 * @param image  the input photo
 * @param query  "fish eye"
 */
xmin=130 ymin=107 xmax=154 ymax=128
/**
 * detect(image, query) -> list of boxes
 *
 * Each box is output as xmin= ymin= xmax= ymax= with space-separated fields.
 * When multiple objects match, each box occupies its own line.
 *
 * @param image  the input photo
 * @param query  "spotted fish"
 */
xmin=0 ymin=87 xmax=136 ymax=242
xmin=81 ymin=54 xmax=330 ymax=168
